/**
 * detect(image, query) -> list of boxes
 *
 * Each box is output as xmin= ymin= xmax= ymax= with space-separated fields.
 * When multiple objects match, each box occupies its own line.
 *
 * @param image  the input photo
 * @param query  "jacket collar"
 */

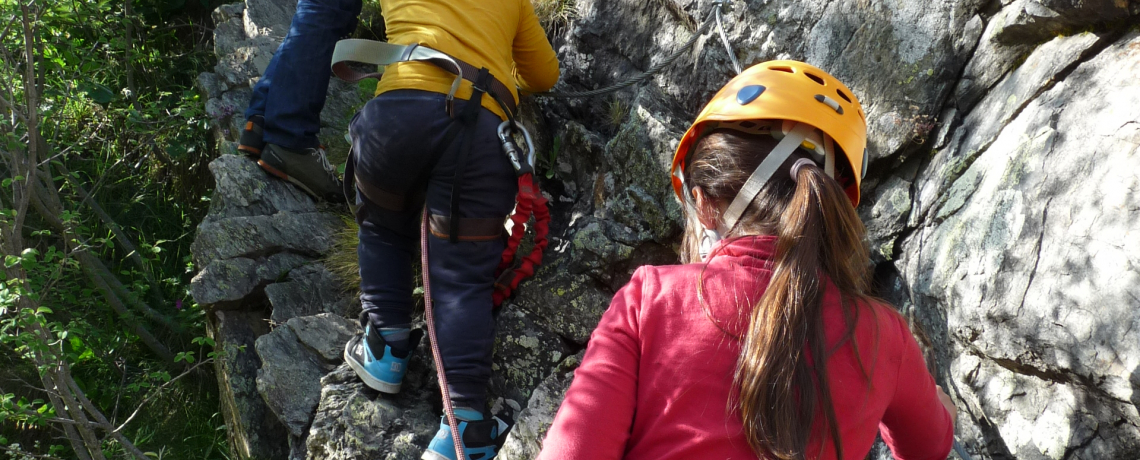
xmin=706 ymin=235 xmax=778 ymax=263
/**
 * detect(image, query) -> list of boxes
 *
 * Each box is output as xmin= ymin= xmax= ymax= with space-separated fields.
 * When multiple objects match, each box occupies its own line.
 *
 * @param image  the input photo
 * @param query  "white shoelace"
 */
xmin=312 ymin=147 xmax=337 ymax=176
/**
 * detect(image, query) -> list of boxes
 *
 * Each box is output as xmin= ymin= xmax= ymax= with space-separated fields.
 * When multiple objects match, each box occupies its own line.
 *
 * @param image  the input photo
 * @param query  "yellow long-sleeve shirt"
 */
xmin=375 ymin=0 xmax=560 ymax=120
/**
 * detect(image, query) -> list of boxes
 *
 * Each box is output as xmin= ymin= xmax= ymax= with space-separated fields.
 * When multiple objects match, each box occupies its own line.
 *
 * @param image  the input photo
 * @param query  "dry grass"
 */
xmin=323 ymin=215 xmax=425 ymax=311
xmin=607 ymin=97 xmax=630 ymax=127
xmin=326 ymin=215 xmax=362 ymax=292
xmin=533 ymin=0 xmax=578 ymax=34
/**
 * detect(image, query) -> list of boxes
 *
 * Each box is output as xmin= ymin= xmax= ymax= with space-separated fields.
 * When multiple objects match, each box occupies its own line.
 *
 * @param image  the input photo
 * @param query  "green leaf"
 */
xmin=166 ymin=142 xmax=188 ymax=159
xmin=79 ymin=82 xmax=115 ymax=105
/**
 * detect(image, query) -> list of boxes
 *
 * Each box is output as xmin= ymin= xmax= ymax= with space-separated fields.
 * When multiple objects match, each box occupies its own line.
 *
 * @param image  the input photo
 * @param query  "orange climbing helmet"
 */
xmin=670 ymin=60 xmax=868 ymax=206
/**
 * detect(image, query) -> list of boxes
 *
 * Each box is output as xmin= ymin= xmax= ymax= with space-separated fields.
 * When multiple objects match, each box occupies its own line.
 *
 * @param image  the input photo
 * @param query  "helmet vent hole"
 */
xmin=769 ymin=65 xmax=794 ymax=73
xmin=836 ymin=89 xmax=852 ymax=103
xmin=804 ymin=72 xmax=826 ymax=85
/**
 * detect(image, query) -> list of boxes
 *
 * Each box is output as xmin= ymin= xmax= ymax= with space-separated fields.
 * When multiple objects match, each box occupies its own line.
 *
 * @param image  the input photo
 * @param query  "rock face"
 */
xmin=895 ymin=32 xmax=1140 ymax=459
xmin=194 ymin=0 xmax=1140 ymax=459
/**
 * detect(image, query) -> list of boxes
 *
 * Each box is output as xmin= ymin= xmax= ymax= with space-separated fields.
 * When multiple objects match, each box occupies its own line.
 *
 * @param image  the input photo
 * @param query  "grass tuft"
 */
xmin=326 ymin=215 xmax=362 ymax=293
xmin=533 ymin=0 xmax=578 ymax=35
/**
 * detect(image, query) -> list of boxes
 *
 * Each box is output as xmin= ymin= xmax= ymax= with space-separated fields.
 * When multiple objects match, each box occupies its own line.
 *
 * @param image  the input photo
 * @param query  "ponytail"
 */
xmin=734 ymin=164 xmax=871 ymax=460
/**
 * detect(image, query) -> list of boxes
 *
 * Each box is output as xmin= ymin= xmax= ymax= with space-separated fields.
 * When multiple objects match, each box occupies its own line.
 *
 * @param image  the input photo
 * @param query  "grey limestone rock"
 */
xmin=306 ymin=365 xmax=439 ymax=460
xmin=897 ymin=32 xmax=1140 ymax=459
xmin=498 ymin=353 xmax=583 ymax=460
xmin=255 ymin=322 xmax=334 ymax=438
xmin=266 ymin=264 xmax=356 ymax=324
xmin=252 ymin=313 xmax=355 ymax=443
xmin=211 ymin=310 xmax=289 ymax=460
xmin=197 ymin=71 xmax=228 ymax=100
xmin=243 ymin=0 xmax=295 ymax=42
xmin=490 ymin=305 xmax=572 ymax=405
xmin=287 ymin=313 xmax=357 ymax=362
xmin=192 ymin=211 xmax=341 ymax=270
xmin=189 ymin=153 xmax=342 ymax=312
xmin=992 ymin=0 xmax=1133 ymax=46
xmin=191 ymin=252 xmax=309 ymax=306
xmin=860 ymin=175 xmax=915 ymax=261
xmin=202 ymin=150 xmax=317 ymax=222
xmin=911 ymin=32 xmax=1103 ymax=228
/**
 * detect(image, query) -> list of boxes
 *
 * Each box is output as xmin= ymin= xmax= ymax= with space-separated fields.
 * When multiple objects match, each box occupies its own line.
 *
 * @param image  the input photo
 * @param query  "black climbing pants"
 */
xmin=350 ymin=89 xmax=517 ymax=408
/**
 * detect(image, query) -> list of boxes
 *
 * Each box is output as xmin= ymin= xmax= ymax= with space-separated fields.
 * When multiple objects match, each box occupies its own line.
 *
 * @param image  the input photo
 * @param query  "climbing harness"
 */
xmin=331 ymin=40 xmax=517 ymax=115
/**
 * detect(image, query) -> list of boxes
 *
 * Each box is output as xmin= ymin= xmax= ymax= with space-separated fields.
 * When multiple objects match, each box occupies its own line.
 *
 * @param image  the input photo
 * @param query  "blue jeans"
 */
xmin=245 ymin=0 xmax=362 ymax=150
xmin=351 ymin=90 xmax=518 ymax=408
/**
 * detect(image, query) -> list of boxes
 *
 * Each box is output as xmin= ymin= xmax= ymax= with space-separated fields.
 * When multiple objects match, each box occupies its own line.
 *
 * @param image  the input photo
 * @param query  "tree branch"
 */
xmin=122 ymin=0 xmax=140 ymax=111
xmin=26 ymin=183 xmax=176 ymax=364
xmin=58 ymin=160 xmax=169 ymax=309
xmin=78 ymin=251 xmax=176 ymax=364
xmin=30 ymin=150 xmax=181 ymax=336
xmin=62 ymin=369 xmax=149 ymax=460
xmin=113 ymin=358 xmax=213 ymax=433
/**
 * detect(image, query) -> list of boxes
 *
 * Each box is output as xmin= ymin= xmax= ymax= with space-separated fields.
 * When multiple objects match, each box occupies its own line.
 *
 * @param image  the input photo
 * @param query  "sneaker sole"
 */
xmin=420 ymin=417 xmax=509 ymax=460
xmin=257 ymin=159 xmax=322 ymax=200
xmin=420 ymin=450 xmax=452 ymax=460
xmin=238 ymin=144 xmax=262 ymax=157
xmin=343 ymin=339 xmax=403 ymax=394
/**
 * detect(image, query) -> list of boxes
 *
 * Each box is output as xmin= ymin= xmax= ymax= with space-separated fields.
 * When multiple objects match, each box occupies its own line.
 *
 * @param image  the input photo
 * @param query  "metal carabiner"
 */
xmin=497 ymin=120 xmax=536 ymax=175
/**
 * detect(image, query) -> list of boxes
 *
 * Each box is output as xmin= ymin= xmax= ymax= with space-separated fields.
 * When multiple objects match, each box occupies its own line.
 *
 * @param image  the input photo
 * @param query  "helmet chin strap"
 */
xmin=720 ymin=122 xmax=814 ymax=232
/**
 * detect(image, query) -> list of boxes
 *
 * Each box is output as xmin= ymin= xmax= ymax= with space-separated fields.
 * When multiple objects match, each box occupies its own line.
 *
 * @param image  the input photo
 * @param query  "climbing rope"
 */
xmin=420 ymin=210 xmax=468 ymax=460
xmin=536 ymin=0 xmax=739 ymax=99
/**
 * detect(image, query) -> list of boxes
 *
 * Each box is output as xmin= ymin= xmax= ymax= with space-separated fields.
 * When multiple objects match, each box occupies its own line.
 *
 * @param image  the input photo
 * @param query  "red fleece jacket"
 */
xmin=537 ymin=236 xmax=954 ymax=460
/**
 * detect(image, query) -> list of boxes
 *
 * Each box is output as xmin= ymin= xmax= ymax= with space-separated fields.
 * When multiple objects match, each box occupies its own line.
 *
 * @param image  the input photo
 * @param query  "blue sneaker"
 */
xmin=422 ymin=408 xmax=509 ymax=460
xmin=343 ymin=326 xmax=421 ymax=393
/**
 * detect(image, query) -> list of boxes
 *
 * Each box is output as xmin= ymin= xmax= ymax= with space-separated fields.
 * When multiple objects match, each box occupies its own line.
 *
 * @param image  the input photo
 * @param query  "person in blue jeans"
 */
xmin=237 ymin=0 xmax=359 ymax=202
xmin=337 ymin=1 xmax=559 ymax=459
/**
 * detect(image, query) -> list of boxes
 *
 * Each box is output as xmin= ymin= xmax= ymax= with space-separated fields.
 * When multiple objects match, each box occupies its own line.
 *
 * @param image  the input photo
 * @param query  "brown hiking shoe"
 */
xmin=257 ymin=143 xmax=346 ymax=203
xmin=238 ymin=115 xmax=265 ymax=156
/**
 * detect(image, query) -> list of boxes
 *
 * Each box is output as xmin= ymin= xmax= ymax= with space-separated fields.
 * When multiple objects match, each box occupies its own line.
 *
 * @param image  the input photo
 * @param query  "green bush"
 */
xmin=1 ymin=0 xmax=232 ymax=458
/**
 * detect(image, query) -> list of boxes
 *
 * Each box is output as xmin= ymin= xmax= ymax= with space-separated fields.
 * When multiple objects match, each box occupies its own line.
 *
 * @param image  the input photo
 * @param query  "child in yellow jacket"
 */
xmin=341 ymin=1 xmax=559 ymax=459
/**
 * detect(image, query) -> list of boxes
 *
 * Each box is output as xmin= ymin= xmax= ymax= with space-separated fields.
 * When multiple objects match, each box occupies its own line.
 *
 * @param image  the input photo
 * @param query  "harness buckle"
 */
xmin=497 ymin=121 xmax=535 ymax=176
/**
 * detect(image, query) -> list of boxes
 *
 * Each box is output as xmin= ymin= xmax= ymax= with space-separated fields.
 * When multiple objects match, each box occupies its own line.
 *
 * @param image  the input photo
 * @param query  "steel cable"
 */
xmin=535 ymin=8 xmax=720 ymax=99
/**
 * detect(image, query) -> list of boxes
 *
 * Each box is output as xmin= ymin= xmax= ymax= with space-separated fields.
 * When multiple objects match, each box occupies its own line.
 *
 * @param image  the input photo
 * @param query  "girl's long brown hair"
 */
xmin=683 ymin=129 xmax=873 ymax=459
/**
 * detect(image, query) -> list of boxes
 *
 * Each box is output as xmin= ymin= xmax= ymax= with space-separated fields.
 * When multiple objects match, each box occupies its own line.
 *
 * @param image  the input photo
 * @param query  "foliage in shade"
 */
xmin=1 ymin=0 xmax=234 ymax=458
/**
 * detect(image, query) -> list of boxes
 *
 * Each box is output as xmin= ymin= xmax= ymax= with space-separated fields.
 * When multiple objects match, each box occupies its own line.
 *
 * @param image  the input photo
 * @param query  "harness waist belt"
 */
xmin=331 ymin=39 xmax=517 ymax=117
